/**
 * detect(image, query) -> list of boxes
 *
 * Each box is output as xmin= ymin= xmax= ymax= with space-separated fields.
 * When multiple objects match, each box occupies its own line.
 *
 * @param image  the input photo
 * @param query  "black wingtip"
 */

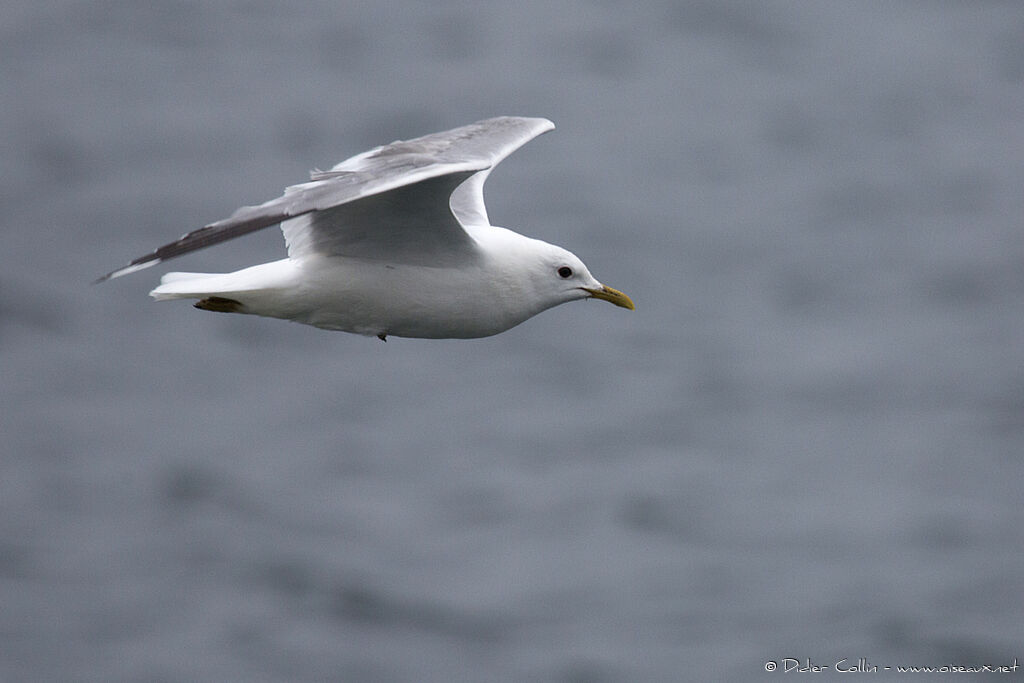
xmin=92 ymin=258 xmax=161 ymax=284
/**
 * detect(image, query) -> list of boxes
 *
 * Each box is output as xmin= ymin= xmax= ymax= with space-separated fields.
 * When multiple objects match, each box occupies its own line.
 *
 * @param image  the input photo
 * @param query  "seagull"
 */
xmin=97 ymin=116 xmax=634 ymax=340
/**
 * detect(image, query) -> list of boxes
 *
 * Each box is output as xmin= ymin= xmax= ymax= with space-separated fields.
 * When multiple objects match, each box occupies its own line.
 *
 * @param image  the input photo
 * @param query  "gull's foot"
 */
xmin=194 ymin=297 xmax=243 ymax=313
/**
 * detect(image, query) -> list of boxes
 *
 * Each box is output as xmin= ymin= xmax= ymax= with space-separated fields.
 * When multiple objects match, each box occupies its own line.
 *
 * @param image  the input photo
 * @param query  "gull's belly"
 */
xmin=288 ymin=257 xmax=533 ymax=339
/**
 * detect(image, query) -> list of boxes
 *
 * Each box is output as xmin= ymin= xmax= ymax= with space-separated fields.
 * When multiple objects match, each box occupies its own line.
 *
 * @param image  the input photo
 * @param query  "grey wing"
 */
xmin=323 ymin=116 xmax=555 ymax=229
xmin=284 ymin=116 xmax=554 ymax=262
xmin=96 ymin=116 xmax=554 ymax=281
xmin=279 ymin=171 xmax=481 ymax=266
xmin=447 ymin=117 xmax=554 ymax=227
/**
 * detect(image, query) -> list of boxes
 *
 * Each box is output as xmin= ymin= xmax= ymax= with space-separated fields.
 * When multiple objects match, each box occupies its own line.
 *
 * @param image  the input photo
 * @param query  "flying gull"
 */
xmin=98 ymin=116 xmax=634 ymax=340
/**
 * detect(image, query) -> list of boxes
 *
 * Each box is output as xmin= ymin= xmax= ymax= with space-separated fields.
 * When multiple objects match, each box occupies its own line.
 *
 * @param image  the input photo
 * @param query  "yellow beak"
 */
xmin=583 ymin=285 xmax=635 ymax=310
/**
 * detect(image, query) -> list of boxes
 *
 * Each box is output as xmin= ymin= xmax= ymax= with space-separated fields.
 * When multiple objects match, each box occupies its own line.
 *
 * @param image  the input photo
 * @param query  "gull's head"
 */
xmin=522 ymin=240 xmax=635 ymax=312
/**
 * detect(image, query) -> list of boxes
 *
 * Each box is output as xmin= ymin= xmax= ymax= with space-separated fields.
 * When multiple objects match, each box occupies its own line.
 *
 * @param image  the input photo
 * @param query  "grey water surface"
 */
xmin=2 ymin=2 xmax=1023 ymax=681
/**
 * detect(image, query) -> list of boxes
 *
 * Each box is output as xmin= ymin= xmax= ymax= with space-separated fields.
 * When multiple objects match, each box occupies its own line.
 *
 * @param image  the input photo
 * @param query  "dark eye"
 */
xmin=557 ymin=266 xmax=573 ymax=279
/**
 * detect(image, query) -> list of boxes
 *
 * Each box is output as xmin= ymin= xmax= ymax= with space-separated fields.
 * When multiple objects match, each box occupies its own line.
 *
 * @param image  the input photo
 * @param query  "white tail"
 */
xmin=150 ymin=272 xmax=229 ymax=300
xmin=148 ymin=259 xmax=298 ymax=307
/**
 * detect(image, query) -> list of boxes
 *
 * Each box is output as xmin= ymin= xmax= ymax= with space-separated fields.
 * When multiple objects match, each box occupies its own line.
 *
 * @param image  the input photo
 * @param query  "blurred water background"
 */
xmin=2 ymin=2 xmax=1023 ymax=680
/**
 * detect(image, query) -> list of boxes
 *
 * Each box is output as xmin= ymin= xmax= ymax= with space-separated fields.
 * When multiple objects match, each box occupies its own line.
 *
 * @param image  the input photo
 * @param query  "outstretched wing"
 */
xmin=96 ymin=116 xmax=554 ymax=281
